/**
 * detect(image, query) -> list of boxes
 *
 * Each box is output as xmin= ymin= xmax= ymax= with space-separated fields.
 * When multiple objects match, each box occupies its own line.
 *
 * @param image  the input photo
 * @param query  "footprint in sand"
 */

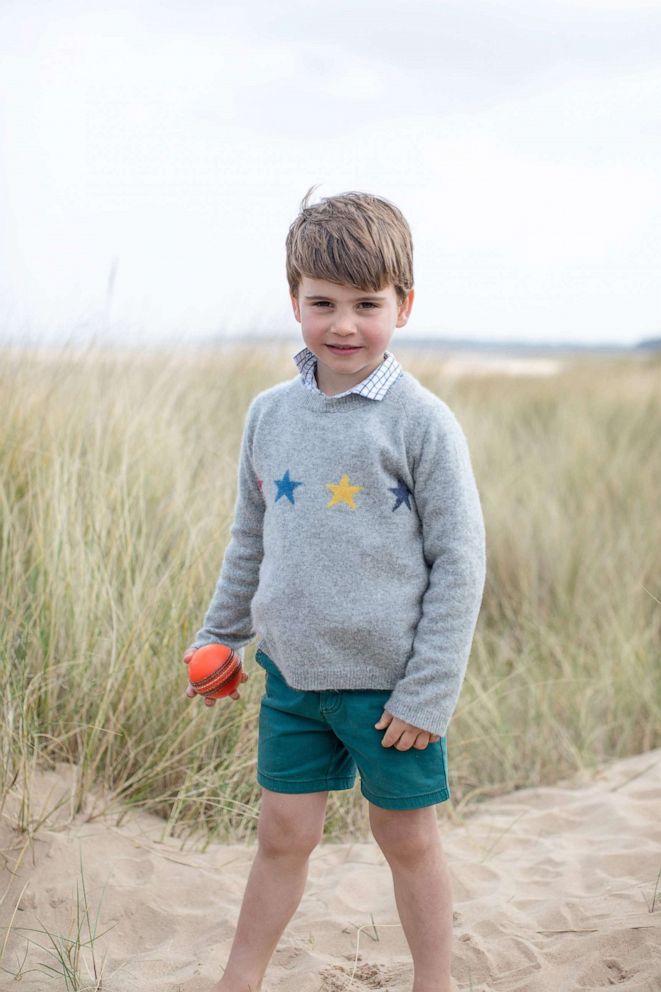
xmin=319 ymin=961 xmax=396 ymax=990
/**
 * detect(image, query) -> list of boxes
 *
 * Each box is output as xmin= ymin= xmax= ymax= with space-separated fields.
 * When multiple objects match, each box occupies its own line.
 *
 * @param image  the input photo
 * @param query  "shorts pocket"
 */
xmin=255 ymin=648 xmax=281 ymax=678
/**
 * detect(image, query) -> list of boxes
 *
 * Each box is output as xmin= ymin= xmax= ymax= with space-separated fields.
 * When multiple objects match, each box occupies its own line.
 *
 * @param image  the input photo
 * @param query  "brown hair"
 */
xmin=285 ymin=186 xmax=414 ymax=303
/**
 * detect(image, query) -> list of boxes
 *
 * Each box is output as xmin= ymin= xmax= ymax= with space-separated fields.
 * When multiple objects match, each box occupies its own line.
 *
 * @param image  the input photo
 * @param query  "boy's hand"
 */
xmin=375 ymin=710 xmax=440 ymax=750
xmin=182 ymin=648 xmax=248 ymax=705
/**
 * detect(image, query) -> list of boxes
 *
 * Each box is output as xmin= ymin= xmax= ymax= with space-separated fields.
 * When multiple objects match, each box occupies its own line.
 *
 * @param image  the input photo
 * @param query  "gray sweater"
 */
xmin=190 ymin=370 xmax=486 ymax=736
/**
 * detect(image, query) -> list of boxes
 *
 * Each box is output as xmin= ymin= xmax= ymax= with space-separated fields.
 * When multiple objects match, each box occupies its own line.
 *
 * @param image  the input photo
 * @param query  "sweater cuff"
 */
xmin=186 ymin=638 xmax=251 ymax=660
xmin=382 ymin=695 xmax=451 ymax=738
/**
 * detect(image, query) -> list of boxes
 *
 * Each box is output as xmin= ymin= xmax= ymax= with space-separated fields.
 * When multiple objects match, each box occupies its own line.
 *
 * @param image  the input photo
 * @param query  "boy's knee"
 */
xmin=369 ymin=806 xmax=440 ymax=864
xmin=258 ymin=791 xmax=325 ymax=858
xmin=259 ymin=817 xmax=322 ymax=859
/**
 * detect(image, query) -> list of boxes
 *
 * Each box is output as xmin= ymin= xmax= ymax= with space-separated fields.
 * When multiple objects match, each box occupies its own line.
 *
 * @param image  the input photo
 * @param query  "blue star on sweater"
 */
xmin=275 ymin=469 xmax=303 ymax=504
xmin=389 ymin=480 xmax=413 ymax=511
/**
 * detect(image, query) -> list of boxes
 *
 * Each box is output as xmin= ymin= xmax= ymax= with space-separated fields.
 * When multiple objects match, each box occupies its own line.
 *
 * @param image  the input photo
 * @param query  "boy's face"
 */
xmin=291 ymin=276 xmax=414 ymax=396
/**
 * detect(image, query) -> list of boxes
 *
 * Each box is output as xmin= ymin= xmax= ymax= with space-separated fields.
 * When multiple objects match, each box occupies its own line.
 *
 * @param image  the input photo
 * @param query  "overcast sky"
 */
xmin=1 ymin=0 xmax=660 ymax=348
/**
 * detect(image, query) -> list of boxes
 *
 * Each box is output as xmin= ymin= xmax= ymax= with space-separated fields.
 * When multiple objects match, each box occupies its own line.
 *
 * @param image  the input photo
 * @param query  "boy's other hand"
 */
xmin=182 ymin=648 xmax=248 ymax=705
xmin=375 ymin=710 xmax=440 ymax=750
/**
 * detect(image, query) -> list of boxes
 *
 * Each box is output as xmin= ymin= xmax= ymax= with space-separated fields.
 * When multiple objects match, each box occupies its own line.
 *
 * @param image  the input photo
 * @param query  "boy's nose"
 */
xmin=331 ymin=314 xmax=356 ymax=334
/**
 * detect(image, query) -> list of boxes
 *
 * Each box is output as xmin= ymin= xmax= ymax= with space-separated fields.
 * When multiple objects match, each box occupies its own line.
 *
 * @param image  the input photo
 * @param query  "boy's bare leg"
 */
xmin=369 ymin=803 xmax=453 ymax=992
xmin=212 ymin=789 xmax=328 ymax=992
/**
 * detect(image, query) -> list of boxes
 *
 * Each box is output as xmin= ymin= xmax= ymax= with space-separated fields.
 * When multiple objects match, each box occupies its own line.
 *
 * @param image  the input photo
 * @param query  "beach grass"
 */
xmin=0 ymin=850 xmax=111 ymax=989
xmin=1 ymin=341 xmax=659 ymax=841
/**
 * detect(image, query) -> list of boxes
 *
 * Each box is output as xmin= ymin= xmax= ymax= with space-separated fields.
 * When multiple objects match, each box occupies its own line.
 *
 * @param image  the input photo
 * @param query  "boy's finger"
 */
xmin=394 ymin=731 xmax=417 ymax=751
xmin=381 ymin=724 xmax=402 ymax=748
xmin=374 ymin=710 xmax=392 ymax=729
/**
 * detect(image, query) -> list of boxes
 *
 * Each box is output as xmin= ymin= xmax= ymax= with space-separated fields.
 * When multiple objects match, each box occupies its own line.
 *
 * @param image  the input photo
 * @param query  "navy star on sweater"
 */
xmin=274 ymin=469 xmax=302 ymax=504
xmin=389 ymin=481 xmax=413 ymax=511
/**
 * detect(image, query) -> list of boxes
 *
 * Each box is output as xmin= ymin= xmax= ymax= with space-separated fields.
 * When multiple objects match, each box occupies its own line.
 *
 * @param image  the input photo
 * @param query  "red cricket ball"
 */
xmin=188 ymin=643 xmax=243 ymax=699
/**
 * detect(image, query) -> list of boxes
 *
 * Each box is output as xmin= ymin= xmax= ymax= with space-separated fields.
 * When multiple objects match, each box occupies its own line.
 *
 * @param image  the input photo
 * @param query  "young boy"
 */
xmin=183 ymin=189 xmax=486 ymax=992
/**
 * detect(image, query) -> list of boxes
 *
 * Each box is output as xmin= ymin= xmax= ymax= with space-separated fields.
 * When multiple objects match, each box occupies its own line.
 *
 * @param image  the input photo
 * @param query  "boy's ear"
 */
xmin=396 ymin=288 xmax=415 ymax=327
xmin=291 ymin=293 xmax=302 ymax=322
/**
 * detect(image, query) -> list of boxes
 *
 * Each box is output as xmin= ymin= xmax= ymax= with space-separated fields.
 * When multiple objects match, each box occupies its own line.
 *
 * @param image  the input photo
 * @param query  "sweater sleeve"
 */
xmin=188 ymin=399 xmax=265 ymax=654
xmin=383 ymin=409 xmax=486 ymax=737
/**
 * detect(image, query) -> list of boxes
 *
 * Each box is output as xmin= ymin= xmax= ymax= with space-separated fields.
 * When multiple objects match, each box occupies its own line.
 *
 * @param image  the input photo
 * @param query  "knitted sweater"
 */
xmin=190 ymin=369 xmax=486 ymax=736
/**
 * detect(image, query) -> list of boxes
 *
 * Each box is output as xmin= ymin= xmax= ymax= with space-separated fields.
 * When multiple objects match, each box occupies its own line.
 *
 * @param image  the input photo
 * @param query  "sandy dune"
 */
xmin=1 ymin=749 xmax=659 ymax=991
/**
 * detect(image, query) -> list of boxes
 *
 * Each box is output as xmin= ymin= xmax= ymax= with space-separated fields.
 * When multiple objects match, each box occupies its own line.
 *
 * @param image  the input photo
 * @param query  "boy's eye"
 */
xmin=311 ymin=301 xmax=378 ymax=309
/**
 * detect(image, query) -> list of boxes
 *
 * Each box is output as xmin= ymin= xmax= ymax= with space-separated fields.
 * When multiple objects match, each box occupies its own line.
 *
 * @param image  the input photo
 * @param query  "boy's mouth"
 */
xmin=327 ymin=344 xmax=361 ymax=353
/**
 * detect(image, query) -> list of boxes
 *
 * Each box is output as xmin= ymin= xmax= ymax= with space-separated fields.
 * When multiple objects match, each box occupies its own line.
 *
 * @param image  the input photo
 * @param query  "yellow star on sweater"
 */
xmin=326 ymin=473 xmax=364 ymax=510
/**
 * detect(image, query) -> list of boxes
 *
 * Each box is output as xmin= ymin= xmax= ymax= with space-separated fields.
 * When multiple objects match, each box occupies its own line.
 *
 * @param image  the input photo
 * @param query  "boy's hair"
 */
xmin=285 ymin=187 xmax=414 ymax=304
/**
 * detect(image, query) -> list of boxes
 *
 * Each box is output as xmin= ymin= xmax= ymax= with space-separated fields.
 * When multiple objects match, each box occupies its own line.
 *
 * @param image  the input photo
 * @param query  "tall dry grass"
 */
xmin=1 ymin=342 xmax=659 ymax=841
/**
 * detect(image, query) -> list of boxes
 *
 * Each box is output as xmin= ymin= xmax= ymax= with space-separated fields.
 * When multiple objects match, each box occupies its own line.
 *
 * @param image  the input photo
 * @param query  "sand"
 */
xmin=1 ymin=750 xmax=659 ymax=992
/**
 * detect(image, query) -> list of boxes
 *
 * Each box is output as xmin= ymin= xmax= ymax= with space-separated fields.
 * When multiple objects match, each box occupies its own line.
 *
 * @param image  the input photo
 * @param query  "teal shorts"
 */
xmin=254 ymin=648 xmax=450 ymax=810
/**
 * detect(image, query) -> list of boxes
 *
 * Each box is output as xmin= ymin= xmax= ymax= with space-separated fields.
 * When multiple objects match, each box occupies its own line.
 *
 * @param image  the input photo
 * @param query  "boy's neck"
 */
xmin=313 ymin=352 xmax=387 ymax=397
